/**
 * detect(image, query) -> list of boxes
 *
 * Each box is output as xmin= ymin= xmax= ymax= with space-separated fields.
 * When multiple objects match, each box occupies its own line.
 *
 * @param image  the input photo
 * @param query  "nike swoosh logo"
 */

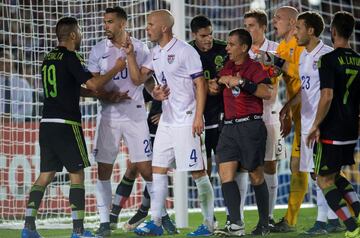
xmin=102 ymin=55 xmax=110 ymax=59
xmin=153 ymin=58 xmax=159 ymax=61
xmin=189 ymin=164 xmax=196 ymax=167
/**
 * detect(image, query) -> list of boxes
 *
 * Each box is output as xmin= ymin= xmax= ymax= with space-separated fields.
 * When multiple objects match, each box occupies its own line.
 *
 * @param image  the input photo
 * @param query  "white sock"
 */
xmin=161 ymin=207 xmax=168 ymax=217
xmin=327 ymin=205 xmax=338 ymax=220
xmin=151 ymin=174 xmax=168 ymax=226
xmin=316 ymin=183 xmax=328 ymax=222
xmin=195 ymin=175 xmax=214 ymax=229
xmin=235 ymin=172 xmax=248 ymax=221
xmin=264 ymin=173 xmax=278 ymax=219
xmin=96 ymin=179 xmax=112 ymax=223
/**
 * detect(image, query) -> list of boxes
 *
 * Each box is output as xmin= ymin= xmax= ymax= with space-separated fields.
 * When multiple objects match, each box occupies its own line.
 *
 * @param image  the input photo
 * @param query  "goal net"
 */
xmin=0 ymin=0 xmax=359 ymax=229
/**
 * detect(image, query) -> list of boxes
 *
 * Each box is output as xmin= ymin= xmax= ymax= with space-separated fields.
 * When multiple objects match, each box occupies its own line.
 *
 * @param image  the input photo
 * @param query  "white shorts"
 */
xmin=94 ymin=118 xmax=152 ymax=164
xmin=152 ymin=124 xmax=205 ymax=172
xmin=300 ymin=133 xmax=314 ymax=172
xmin=264 ymin=123 xmax=286 ymax=161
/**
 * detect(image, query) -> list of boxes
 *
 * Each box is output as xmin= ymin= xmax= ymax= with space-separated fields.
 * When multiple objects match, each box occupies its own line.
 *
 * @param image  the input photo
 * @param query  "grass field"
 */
xmin=3 ymin=208 xmax=347 ymax=237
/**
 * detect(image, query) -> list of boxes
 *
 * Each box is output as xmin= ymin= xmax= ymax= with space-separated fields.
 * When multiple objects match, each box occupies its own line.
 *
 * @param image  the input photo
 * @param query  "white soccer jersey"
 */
xmin=300 ymin=41 xmax=333 ymax=134
xmin=249 ymin=38 xmax=282 ymax=125
xmin=143 ymin=37 xmax=203 ymax=126
xmin=88 ymin=37 xmax=150 ymax=121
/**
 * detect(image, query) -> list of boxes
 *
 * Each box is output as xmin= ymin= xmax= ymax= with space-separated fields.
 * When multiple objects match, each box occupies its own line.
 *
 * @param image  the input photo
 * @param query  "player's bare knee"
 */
xmin=35 ymin=171 xmax=56 ymax=187
xmin=317 ymin=174 xmax=336 ymax=190
xmin=191 ymin=170 xmax=207 ymax=180
xmin=97 ymin=162 xmax=113 ymax=180
xmin=264 ymin=161 xmax=277 ymax=174
xmin=69 ymin=170 xmax=84 ymax=184
xmin=249 ymin=173 xmax=264 ymax=185
xmin=124 ymin=166 xmax=139 ymax=180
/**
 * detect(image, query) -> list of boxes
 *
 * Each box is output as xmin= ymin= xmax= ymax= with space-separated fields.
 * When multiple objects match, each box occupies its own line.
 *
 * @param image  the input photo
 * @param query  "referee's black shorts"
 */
xmin=216 ymin=120 xmax=267 ymax=171
xmin=313 ymin=142 xmax=356 ymax=176
xmin=39 ymin=122 xmax=90 ymax=173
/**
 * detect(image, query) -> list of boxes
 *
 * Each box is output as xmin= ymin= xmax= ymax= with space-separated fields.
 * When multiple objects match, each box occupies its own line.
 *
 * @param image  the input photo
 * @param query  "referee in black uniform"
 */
xmin=21 ymin=17 xmax=125 ymax=238
xmin=307 ymin=11 xmax=360 ymax=237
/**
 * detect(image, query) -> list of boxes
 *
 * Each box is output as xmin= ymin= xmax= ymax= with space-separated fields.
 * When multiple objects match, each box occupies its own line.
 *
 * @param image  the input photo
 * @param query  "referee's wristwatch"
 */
xmin=238 ymin=77 xmax=245 ymax=87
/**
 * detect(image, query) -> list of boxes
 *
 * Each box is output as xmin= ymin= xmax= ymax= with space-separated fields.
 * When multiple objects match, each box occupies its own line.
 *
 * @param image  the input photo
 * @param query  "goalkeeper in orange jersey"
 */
xmin=268 ymin=6 xmax=305 ymax=232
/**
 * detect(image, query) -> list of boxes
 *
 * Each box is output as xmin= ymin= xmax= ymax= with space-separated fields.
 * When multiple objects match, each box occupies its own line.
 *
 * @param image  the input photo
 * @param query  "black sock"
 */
xmin=69 ymin=184 xmax=85 ymax=233
xmin=253 ymin=181 xmax=269 ymax=227
xmin=110 ymin=176 xmax=135 ymax=221
xmin=24 ymin=185 xmax=45 ymax=230
xmin=335 ymin=175 xmax=360 ymax=217
xmin=140 ymin=185 xmax=150 ymax=212
xmin=221 ymin=181 xmax=241 ymax=224
xmin=323 ymin=184 xmax=357 ymax=232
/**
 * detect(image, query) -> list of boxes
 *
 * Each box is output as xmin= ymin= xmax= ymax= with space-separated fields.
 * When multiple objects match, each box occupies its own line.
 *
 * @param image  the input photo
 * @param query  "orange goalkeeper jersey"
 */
xmin=276 ymin=36 xmax=303 ymax=122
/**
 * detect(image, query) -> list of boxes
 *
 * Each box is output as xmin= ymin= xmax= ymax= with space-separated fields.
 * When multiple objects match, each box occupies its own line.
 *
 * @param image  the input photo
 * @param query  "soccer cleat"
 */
xmin=326 ymin=219 xmax=345 ymax=233
xmin=134 ymin=220 xmax=164 ymax=236
xmin=161 ymin=214 xmax=179 ymax=235
xmin=214 ymin=222 xmax=245 ymax=237
xmin=70 ymin=230 xmax=95 ymax=238
xmin=268 ymin=218 xmax=276 ymax=229
xmin=109 ymin=222 xmax=117 ymax=231
xmin=95 ymin=223 xmax=111 ymax=237
xmin=21 ymin=228 xmax=43 ymax=238
xmin=345 ymin=227 xmax=360 ymax=238
xmin=109 ymin=214 xmax=118 ymax=230
xmin=123 ymin=209 xmax=148 ymax=232
xmin=303 ymin=221 xmax=327 ymax=235
xmin=187 ymin=224 xmax=212 ymax=237
xmin=271 ymin=217 xmax=296 ymax=233
xmin=251 ymin=224 xmax=270 ymax=236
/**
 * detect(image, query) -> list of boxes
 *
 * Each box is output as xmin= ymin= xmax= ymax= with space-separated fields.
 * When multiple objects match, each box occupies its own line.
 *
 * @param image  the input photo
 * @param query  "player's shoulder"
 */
xmin=319 ymin=43 xmax=333 ymax=55
xmin=178 ymin=39 xmax=199 ymax=54
xmin=131 ymin=37 xmax=146 ymax=47
xmin=266 ymin=39 xmax=279 ymax=51
xmin=92 ymin=38 xmax=108 ymax=50
xmin=89 ymin=38 xmax=108 ymax=58
xmin=213 ymin=39 xmax=227 ymax=46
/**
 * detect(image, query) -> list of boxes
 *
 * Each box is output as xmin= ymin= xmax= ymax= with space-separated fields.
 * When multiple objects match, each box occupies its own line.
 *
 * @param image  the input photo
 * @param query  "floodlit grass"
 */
xmin=2 ymin=208 xmax=347 ymax=237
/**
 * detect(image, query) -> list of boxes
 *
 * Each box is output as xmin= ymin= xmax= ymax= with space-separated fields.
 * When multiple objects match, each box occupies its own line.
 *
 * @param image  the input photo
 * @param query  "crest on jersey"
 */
xmin=313 ymin=60 xmax=318 ymax=70
xmin=167 ymin=54 xmax=175 ymax=64
xmin=231 ymin=86 xmax=241 ymax=97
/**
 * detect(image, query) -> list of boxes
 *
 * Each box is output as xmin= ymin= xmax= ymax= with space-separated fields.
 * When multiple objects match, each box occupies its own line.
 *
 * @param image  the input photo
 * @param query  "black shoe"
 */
xmin=95 ymin=222 xmax=111 ymax=237
xmin=326 ymin=219 xmax=346 ymax=233
xmin=214 ymin=222 xmax=245 ymax=237
xmin=123 ymin=210 xmax=148 ymax=232
xmin=268 ymin=218 xmax=275 ymax=229
xmin=161 ymin=214 xmax=179 ymax=235
xmin=251 ymin=224 xmax=270 ymax=236
xmin=109 ymin=214 xmax=118 ymax=230
xmin=271 ymin=217 xmax=296 ymax=233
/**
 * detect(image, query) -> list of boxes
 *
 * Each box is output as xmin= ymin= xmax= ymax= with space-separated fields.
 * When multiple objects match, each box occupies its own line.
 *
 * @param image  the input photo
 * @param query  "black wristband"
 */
xmin=274 ymin=55 xmax=285 ymax=68
xmin=240 ymin=79 xmax=258 ymax=94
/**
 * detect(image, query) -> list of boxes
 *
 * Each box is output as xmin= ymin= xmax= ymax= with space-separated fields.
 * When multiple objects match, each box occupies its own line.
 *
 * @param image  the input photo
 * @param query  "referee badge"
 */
xmin=167 ymin=54 xmax=175 ymax=64
xmin=231 ymin=86 xmax=241 ymax=97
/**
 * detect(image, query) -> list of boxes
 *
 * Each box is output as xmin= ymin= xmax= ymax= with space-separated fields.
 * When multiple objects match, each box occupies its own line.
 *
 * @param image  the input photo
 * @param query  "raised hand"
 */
xmin=122 ymin=32 xmax=134 ymax=55
xmin=151 ymin=85 xmax=170 ymax=101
